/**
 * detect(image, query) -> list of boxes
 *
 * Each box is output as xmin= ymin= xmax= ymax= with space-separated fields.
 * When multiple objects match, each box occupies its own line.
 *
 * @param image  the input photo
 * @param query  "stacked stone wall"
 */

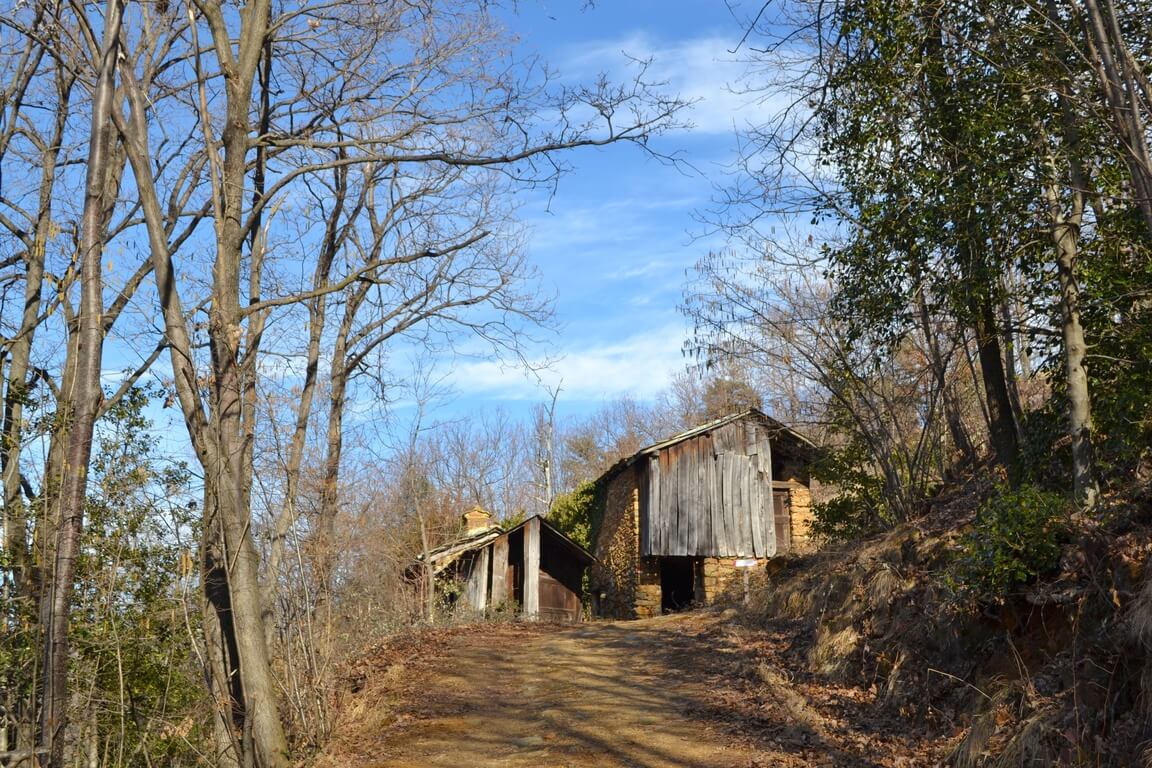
xmin=702 ymin=556 xmax=768 ymax=603
xmin=590 ymin=466 xmax=641 ymax=618
xmin=788 ymin=482 xmax=815 ymax=553
xmin=634 ymin=557 xmax=662 ymax=618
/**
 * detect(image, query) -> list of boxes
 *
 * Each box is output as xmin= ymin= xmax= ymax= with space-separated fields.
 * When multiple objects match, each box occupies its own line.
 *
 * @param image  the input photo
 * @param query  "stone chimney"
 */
xmin=462 ymin=506 xmax=494 ymax=535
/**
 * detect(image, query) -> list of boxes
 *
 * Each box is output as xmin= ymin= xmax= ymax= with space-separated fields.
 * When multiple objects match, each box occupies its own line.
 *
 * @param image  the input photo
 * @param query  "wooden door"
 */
xmin=538 ymin=572 xmax=581 ymax=622
xmin=772 ymin=490 xmax=791 ymax=554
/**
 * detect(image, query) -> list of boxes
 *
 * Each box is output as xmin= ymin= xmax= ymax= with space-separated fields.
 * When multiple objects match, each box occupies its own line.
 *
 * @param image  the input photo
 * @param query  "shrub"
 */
xmin=949 ymin=483 xmax=1072 ymax=605
xmin=809 ymin=441 xmax=893 ymax=543
xmin=549 ymin=480 xmax=599 ymax=549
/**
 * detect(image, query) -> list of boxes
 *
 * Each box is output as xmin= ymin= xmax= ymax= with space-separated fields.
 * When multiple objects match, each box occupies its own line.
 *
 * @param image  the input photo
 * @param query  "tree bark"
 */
xmin=1047 ymin=184 xmax=1098 ymax=510
xmin=38 ymin=2 xmax=122 ymax=762
xmin=968 ymin=281 xmax=1021 ymax=479
xmin=1047 ymin=0 xmax=1100 ymax=511
xmin=1079 ymin=0 xmax=1152 ymax=236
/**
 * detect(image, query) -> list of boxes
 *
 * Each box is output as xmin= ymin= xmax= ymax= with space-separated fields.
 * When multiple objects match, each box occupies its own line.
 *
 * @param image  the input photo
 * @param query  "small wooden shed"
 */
xmin=415 ymin=509 xmax=595 ymax=622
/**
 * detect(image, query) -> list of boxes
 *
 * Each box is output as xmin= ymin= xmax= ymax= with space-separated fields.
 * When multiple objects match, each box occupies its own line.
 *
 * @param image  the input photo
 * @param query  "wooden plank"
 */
xmin=727 ymin=458 xmax=743 ymax=556
xmin=739 ymin=455 xmax=757 ymax=558
xmin=539 ymin=572 xmax=581 ymax=622
xmin=668 ymin=448 xmax=681 ymax=555
xmin=524 ymin=516 xmax=540 ymax=618
xmin=702 ymin=450 xmax=717 ymax=555
xmin=474 ymin=546 xmax=490 ymax=611
xmin=687 ymin=440 xmax=702 ymax=556
xmin=763 ymin=430 xmax=777 ymax=557
xmin=722 ymin=453 xmax=734 ymax=555
xmin=490 ymin=535 xmax=509 ymax=604
xmin=690 ymin=440 xmax=703 ymax=555
xmin=749 ymin=456 xmax=766 ymax=558
xmin=651 ymin=456 xmax=664 ymax=553
xmin=752 ymin=454 xmax=776 ymax=557
xmin=676 ymin=445 xmax=690 ymax=555
xmin=773 ymin=490 xmax=792 ymax=554
xmin=642 ymin=456 xmax=659 ymax=556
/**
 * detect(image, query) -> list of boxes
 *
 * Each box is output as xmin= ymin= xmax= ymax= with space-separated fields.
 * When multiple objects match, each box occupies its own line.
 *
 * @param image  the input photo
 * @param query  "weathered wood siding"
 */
xmin=642 ymin=421 xmax=777 ymax=558
xmin=490 ymin=534 xmax=509 ymax=604
xmin=523 ymin=516 xmax=541 ymax=618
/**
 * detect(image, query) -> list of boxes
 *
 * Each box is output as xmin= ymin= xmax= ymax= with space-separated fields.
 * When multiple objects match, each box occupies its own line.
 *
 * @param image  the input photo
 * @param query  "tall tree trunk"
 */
xmin=117 ymin=7 xmax=289 ymax=758
xmin=198 ymin=0 xmax=290 ymax=760
xmin=1079 ymin=0 xmax=1152 ymax=236
xmin=1047 ymin=181 xmax=1098 ymax=510
xmin=968 ymin=281 xmax=1021 ymax=479
xmin=912 ymin=270 xmax=975 ymax=468
xmin=38 ymin=2 xmax=122 ymax=762
xmin=315 ymin=288 xmax=363 ymax=599
xmin=921 ymin=3 xmax=1021 ymax=478
xmin=1047 ymin=0 xmax=1100 ymax=511
xmin=2 ymin=64 xmax=73 ymax=619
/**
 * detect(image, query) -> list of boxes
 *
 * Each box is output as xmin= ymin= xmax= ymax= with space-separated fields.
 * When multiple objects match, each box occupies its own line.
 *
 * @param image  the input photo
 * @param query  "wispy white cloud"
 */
xmin=558 ymin=32 xmax=802 ymax=137
xmin=445 ymin=322 xmax=691 ymax=403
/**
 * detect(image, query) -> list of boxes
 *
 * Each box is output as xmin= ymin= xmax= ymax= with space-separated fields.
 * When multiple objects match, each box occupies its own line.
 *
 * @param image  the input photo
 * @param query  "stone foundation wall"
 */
xmin=634 ymin=557 xmax=662 ymax=618
xmin=590 ymin=466 xmax=641 ymax=618
xmin=703 ymin=556 xmax=767 ymax=603
xmin=788 ymin=482 xmax=815 ymax=553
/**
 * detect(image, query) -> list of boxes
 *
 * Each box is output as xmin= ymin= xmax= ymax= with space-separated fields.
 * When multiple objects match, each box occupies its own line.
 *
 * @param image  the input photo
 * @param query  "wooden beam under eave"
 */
xmin=473 ymin=546 xmax=490 ymax=612
xmin=524 ymin=517 xmax=541 ymax=619
xmin=491 ymin=535 xmax=509 ymax=605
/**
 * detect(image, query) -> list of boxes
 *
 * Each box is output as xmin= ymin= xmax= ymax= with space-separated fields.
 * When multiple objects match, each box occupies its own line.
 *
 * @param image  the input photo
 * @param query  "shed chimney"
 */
xmin=462 ymin=506 xmax=494 ymax=535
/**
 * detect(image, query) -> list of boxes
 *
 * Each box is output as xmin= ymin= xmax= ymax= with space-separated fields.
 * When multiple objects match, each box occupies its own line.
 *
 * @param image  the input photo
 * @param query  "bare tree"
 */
xmin=686 ymin=240 xmax=960 ymax=522
xmin=36 ymin=3 xmax=124 ymax=764
xmin=110 ymin=1 xmax=684 ymax=763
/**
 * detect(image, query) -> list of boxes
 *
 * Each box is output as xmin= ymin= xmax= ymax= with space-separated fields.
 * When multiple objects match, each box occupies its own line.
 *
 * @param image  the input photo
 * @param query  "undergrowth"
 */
xmin=947 ymin=483 xmax=1072 ymax=605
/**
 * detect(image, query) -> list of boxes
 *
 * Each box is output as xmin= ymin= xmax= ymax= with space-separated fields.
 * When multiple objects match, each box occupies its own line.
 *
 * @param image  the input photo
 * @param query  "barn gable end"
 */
xmin=591 ymin=409 xmax=816 ymax=619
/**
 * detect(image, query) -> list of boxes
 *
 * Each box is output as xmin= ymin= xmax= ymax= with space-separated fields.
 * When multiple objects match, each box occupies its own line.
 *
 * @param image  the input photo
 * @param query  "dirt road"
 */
xmin=318 ymin=612 xmax=938 ymax=768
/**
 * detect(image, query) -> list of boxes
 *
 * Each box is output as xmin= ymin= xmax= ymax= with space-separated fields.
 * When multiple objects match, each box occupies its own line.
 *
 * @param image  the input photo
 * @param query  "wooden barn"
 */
xmin=414 ymin=508 xmax=595 ymax=622
xmin=590 ymin=409 xmax=817 ymax=618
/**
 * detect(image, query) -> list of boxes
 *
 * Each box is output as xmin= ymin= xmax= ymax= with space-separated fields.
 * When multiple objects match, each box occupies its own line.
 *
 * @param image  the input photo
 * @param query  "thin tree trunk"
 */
xmin=2 ymin=65 xmax=73 ymax=616
xmin=116 ymin=21 xmax=288 ymax=761
xmin=38 ymin=2 xmax=122 ymax=762
xmin=913 ymin=275 xmax=975 ymax=468
xmin=1079 ymin=0 xmax=1152 ymax=235
xmin=199 ymin=0 xmax=290 ymax=758
xmin=921 ymin=4 xmax=1020 ymax=478
xmin=265 ymin=160 xmax=349 ymax=617
xmin=1047 ymin=181 xmax=1098 ymax=510
xmin=1047 ymin=0 xmax=1100 ymax=511
xmin=969 ymin=284 xmax=1021 ymax=479
xmin=315 ymin=288 xmax=364 ymax=599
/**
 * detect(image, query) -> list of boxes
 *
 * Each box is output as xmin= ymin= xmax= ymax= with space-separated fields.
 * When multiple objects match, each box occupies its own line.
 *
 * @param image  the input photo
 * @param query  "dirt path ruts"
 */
xmin=317 ymin=612 xmax=917 ymax=768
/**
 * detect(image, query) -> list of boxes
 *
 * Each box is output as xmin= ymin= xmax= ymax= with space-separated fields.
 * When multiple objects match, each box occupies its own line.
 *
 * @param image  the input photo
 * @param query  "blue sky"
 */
xmin=429 ymin=1 xmax=768 ymax=420
xmin=108 ymin=1 xmax=773 ymax=452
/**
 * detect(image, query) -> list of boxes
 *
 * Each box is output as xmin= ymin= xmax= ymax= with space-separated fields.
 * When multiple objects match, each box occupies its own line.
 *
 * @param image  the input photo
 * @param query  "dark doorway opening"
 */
xmin=660 ymin=557 xmax=696 ymax=613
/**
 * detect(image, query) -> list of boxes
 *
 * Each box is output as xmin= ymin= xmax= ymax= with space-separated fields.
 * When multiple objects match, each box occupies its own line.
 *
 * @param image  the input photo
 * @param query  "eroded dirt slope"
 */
xmin=317 ymin=612 xmax=947 ymax=768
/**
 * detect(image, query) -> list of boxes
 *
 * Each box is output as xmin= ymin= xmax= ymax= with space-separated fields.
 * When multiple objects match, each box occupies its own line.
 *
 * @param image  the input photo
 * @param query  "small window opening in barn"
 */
xmin=660 ymin=557 xmax=698 ymax=613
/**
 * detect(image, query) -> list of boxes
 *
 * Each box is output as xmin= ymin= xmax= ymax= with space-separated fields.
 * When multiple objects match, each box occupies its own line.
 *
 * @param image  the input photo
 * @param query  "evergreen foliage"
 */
xmin=949 ymin=484 xmax=1072 ymax=605
xmin=549 ymin=480 xmax=600 ymax=550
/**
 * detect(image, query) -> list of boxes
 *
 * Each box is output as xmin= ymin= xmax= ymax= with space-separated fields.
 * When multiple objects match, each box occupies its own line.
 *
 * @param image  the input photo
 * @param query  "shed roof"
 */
xmin=415 ymin=513 xmax=595 ymax=575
